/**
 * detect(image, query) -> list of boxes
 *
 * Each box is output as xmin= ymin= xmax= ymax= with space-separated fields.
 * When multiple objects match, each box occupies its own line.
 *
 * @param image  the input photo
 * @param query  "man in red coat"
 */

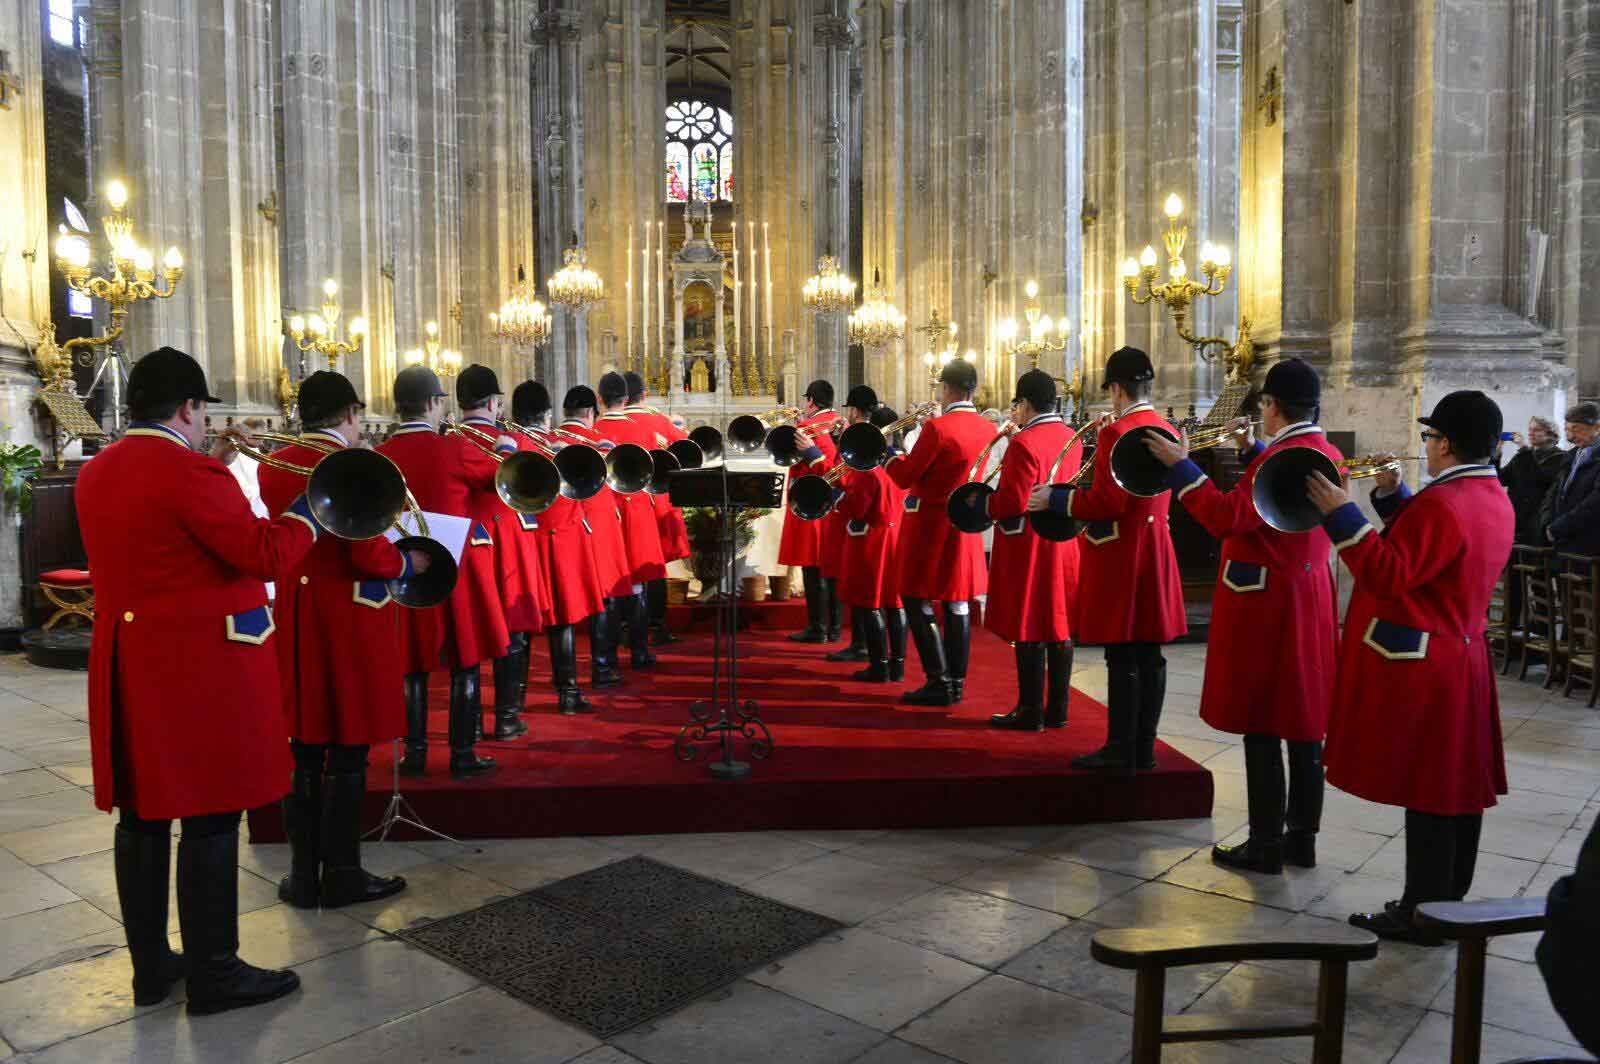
xmin=458 ymin=364 xmax=543 ymax=742
xmin=78 ymin=347 xmax=312 ymax=1014
xmin=623 ymin=370 xmax=688 ymax=646
xmin=257 ymin=372 xmax=420 ymax=909
xmin=376 ymin=366 xmax=512 ymax=778
xmin=887 ymin=360 xmax=992 ymax=705
xmin=779 ymin=380 xmax=843 ymax=643
xmin=1307 ymin=390 xmax=1515 ymax=943
xmin=1144 ymin=358 xmax=1342 ymax=873
xmin=596 ymin=371 xmax=667 ymax=668
xmin=559 ymin=386 xmax=631 ymax=697
xmin=987 ymin=371 xmax=1081 ymax=731
xmin=1029 ymin=346 xmax=1187 ymax=771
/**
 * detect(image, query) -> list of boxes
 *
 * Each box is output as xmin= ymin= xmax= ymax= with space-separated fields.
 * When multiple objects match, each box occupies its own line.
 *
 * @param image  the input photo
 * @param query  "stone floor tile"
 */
xmin=1245 ymin=914 xmax=1458 ymax=1009
xmin=1388 ymin=1010 xmax=1594 ymax=1064
xmin=1548 ymin=821 xmax=1592 ymax=868
xmin=573 ymin=1049 xmax=651 ymax=1064
xmin=1030 ymin=828 xmax=1199 ymax=880
xmin=1188 ymin=962 xmax=1427 ymax=1064
xmin=22 ymin=937 xmax=480 ymax=1063
xmin=1500 ymin=761 xmax=1600 ymax=801
xmin=1476 ymin=816 xmax=1568 ymax=863
xmin=648 ymin=831 xmax=830 ymax=885
xmin=0 ymin=712 xmax=85 ymax=751
xmin=748 ymin=927 xmax=985 ymax=1031
xmin=834 ymin=832 xmax=1020 ymax=884
xmin=1430 ymin=952 xmax=1587 ymax=1046
xmin=937 ymin=824 xmax=1074 ymax=852
xmin=286 ymin=985 xmax=600 ymax=1064
xmin=1159 ymin=735 xmax=1234 ymax=765
xmin=743 ymin=851 xmax=942 ymax=924
xmin=1490 ymin=787 xmax=1593 ymax=829
xmin=0 ymin=900 xmax=121 ymax=982
xmin=173 ymin=903 xmax=381 ymax=972
xmin=611 ymin=979 xmax=883 ymax=1064
xmin=0 ymin=789 xmax=97 ymax=835
xmin=1157 ymin=846 xmax=1349 ymax=913
xmin=436 ymin=836 xmax=623 ymax=891
xmin=776 ymin=828 xmax=891 ymax=851
xmin=0 ymin=946 xmax=179 ymax=1052
xmin=1356 ymin=838 xmax=1544 ymax=900
xmin=1086 ymin=881 xmax=1298 ymax=935
xmin=863 ymin=886 xmax=1070 ymax=968
xmin=897 ymin=973 xmax=1129 ymax=1064
xmin=0 ymin=813 xmax=113 ymax=866
xmin=997 ymin=919 xmax=1233 ymax=1015
xmin=39 ymin=850 xmax=280 ymax=933
xmin=1110 ymin=810 xmax=1251 ymax=847
xmin=0 ymin=856 xmax=80 ymax=923
xmin=952 ymin=853 xmax=1142 ymax=918
xmin=42 ymin=765 xmax=93 ymax=788
xmin=336 ymin=861 xmax=513 ymax=933
xmin=8 ymin=738 xmax=92 ymax=770
xmin=849 ymin=1039 xmax=962 ymax=1064
xmin=236 ymin=840 xmax=433 ymax=885
xmin=0 ymin=750 xmax=36 ymax=776
xmin=0 ymin=769 xmax=75 ymax=803
xmin=1302 ymin=872 xmax=1408 ymax=923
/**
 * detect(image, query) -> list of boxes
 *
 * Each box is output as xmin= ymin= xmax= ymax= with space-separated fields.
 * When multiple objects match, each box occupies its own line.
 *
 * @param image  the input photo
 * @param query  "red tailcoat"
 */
xmin=626 ymin=405 xmax=692 ymax=562
xmin=985 ymin=416 xmax=1080 ymax=644
xmin=461 ymin=416 xmax=548 ymax=635
xmin=1321 ymin=466 xmax=1514 ymax=814
xmin=777 ymin=410 xmax=841 ymax=568
xmin=77 ymin=426 xmax=317 ymax=818
xmin=835 ymin=464 xmax=901 ymax=609
xmin=1057 ymin=403 xmax=1187 ymax=645
xmin=376 ymin=424 xmax=509 ymax=668
xmin=1169 ymin=425 xmax=1342 ymax=740
xmin=885 ymin=403 xmax=993 ymax=603
xmin=594 ymin=411 xmax=667 ymax=584
xmin=257 ymin=432 xmax=406 ymax=746
xmin=561 ymin=420 xmax=633 ymax=597
xmin=522 ymin=427 xmax=605 ymax=626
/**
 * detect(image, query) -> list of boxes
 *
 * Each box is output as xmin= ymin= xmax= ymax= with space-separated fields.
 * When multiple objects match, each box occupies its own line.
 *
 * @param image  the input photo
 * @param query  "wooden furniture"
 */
xmin=1415 ymin=899 xmax=1552 ymax=1064
xmin=36 ymin=569 xmax=93 ymax=630
xmin=1556 ymin=554 xmax=1597 ymax=707
xmin=19 ymin=463 xmax=89 ymax=630
xmin=1488 ymin=562 xmax=1515 ymax=673
xmin=1090 ymin=924 xmax=1379 ymax=1062
xmin=1515 ymin=546 xmax=1563 ymax=686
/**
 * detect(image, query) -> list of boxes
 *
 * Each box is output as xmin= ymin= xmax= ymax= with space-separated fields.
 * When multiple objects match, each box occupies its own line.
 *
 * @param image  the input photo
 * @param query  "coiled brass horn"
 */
xmin=946 ymin=428 xmax=1014 ymax=535
xmin=727 ymin=407 xmax=801 ymax=455
xmin=1028 ymin=426 xmax=1096 ymax=542
xmin=1251 ymin=449 xmax=1424 ymax=532
xmin=539 ymin=425 xmax=651 ymax=496
xmin=443 ymin=420 xmax=564 ymax=513
xmin=837 ymin=402 xmax=938 ymax=471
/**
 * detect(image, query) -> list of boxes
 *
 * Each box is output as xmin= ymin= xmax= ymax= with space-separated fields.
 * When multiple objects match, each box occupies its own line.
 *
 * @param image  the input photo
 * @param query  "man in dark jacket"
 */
xmin=1539 ymin=402 xmax=1600 ymax=555
xmin=1498 ymin=416 xmax=1567 ymax=625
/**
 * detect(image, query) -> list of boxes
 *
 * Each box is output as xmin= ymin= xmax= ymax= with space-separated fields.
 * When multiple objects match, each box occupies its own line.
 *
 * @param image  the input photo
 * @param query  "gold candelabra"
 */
xmin=287 ymin=279 xmax=367 ymax=370
xmin=802 ymin=254 xmax=856 ymax=316
xmin=403 ymin=319 xmax=462 ymax=379
xmin=997 ymin=279 xmax=1072 ymax=371
xmin=848 ymin=269 xmax=907 ymax=349
xmin=1121 ymin=193 xmax=1233 ymax=360
xmin=489 ymin=265 xmax=552 ymax=348
xmin=548 ymin=236 xmax=604 ymax=310
xmin=917 ymin=310 xmax=972 ymax=393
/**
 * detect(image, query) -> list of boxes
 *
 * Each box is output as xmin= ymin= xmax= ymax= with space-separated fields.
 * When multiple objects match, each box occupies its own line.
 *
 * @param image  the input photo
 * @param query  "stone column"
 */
xmin=857 ymin=0 xmax=906 ymax=408
xmin=809 ymin=0 xmax=854 ymax=390
xmin=1561 ymin=0 xmax=1600 ymax=389
xmin=531 ymin=0 xmax=586 ymax=397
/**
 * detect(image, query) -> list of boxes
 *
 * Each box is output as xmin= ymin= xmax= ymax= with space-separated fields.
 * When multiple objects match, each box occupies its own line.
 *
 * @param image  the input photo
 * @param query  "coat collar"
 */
xmin=558 ymin=419 xmax=592 ymax=430
xmin=126 ymin=422 xmax=191 ymax=449
xmin=598 ymin=410 xmax=632 ymax=422
xmin=1118 ymin=401 xmax=1155 ymax=420
xmin=1269 ymin=422 xmax=1323 ymax=446
xmin=302 ymin=427 xmax=348 ymax=448
xmin=461 ymin=415 xmax=496 ymax=428
xmin=391 ymin=421 xmax=436 ymax=437
xmin=943 ymin=401 xmax=977 ymax=414
xmin=1429 ymin=463 xmax=1498 ymax=487
xmin=1021 ymin=413 xmax=1063 ymax=430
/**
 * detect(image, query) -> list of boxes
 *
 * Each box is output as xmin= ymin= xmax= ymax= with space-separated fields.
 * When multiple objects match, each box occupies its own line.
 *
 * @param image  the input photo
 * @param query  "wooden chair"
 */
xmin=1556 ymin=554 xmax=1598 ymax=707
xmin=1090 ymin=924 xmax=1379 ymax=1062
xmin=1413 ymin=898 xmax=1571 ymax=1064
xmin=1517 ymin=546 xmax=1564 ymax=687
xmin=36 ymin=569 xmax=95 ymax=631
xmin=1488 ymin=562 xmax=1516 ymax=674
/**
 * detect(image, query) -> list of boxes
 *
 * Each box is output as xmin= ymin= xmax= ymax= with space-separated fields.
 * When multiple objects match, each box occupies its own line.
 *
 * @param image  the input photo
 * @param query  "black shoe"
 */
xmin=827 ymin=645 xmax=869 ymax=662
xmin=398 ymin=749 xmax=428 ymax=777
xmin=1070 ymin=746 xmax=1155 ymax=772
xmin=178 ymin=827 xmax=302 ymax=1016
xmin=591 ymin=667 xmax=624 ymax=689
xmin=492 ymin=707 xmax=528 ymax=741
xmin=990 ymin=705 xmax=1044 ymax=731
xmin=115 ymin=825 xmax=186 ymax=1006
xmin=448 ymin=668 xmax=495 ymax=779
xmin=449 ymin=751 xmax=498 ymax=779
xmin=1283 ymin=831 xmax=1317 ymax=869
xmin=1349 ymin=902 xmax=1441 ymax=946
xmin=1211 ymin=837 xmax=1285 ymax=875
xmin=558 ymin=686 xmax=593 ymax=715
xmin=631 ymin=649 xmax=658 ymax=668
xmin=650 ymin=626 xmax=680 ymax=646
xmin=823 ymin=628 xmax=842 ymax=643
xmin=135 ymin=951 xmax=186 ymax=1007
xmin=400 ymin=673 xmax=429 ymax=777
xmin=318 ymin=766 xmax=407 ymax=908
xmin=949 ymin=679 xmax=965 ymax=704
xmin=900 ymin=680 xmax=955 ymax=707
xmin=888 ymin=659 xmax=906 ymax=682
xmin=851 ymin=663 xmax=891 ymax=682
xmin=787 ymin=627 xmax=828 ymax=643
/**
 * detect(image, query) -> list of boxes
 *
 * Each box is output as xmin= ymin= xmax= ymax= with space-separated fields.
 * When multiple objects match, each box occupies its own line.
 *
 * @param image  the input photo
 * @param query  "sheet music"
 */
xmin=385 ymin=511 xmax=471 ymax=564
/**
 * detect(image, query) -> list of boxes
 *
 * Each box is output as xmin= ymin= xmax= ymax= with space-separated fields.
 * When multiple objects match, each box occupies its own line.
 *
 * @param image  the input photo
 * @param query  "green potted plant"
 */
xmin=0 ymin=430 xmax=42 ymax=526
xmin=683 ymin=505 xmax=761 ymax=599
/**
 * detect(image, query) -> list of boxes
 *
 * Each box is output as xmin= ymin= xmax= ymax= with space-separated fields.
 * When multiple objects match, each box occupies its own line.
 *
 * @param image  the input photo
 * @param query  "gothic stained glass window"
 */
xmin=664 ymin=99 xmax=733 ymax=202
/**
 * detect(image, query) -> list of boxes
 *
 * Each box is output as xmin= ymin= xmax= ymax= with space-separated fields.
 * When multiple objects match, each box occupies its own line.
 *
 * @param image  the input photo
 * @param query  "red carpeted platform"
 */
xmin=248 ymin=602 xmax=1213 ymax=842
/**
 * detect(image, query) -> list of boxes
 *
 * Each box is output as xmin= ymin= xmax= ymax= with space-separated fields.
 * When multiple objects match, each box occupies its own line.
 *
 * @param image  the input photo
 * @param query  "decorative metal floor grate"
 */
xmin=397 ymin=855 xmax=844 ymax=1037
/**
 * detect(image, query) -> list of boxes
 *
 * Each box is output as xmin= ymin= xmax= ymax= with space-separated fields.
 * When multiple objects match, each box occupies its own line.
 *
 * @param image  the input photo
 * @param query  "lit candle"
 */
xmin=748 ymin=221 xmax=758 ymax=374
xmin=626 ymin=224 xmax=634 ymax=364
xmin=642 ymin=225 xmax=652 ymax=374
xmin=763 ymin=222 xmax=772 ymax=379
xmin=732 ymin=223 xmax=741 ymax=361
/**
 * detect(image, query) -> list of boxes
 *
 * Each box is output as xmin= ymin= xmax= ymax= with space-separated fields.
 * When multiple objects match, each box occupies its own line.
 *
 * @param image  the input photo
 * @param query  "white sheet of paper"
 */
xmin=385 ymin=511 xmax=471 ymax=564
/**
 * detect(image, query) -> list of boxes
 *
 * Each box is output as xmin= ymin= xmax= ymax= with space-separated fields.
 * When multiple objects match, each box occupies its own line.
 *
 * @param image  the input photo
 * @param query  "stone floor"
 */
xmin=0 ymin=645 xmax=1592 ymax=1063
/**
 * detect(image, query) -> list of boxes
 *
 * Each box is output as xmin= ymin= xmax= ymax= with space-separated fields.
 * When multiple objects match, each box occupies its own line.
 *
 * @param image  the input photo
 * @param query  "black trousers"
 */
xmin=290 ymin=742 xmax=369 ymax=775
xmin=1403 ymin=809 xmax=1484 ymax=907
xmin=120 ymin=808 xmax=240 ymax=839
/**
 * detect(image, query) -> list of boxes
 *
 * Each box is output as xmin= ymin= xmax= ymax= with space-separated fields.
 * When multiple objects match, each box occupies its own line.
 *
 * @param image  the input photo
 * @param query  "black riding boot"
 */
xmin=114 ymin=824 xmax=184 ymax=1006
xmin=851 ymin=608 xmax=891 ymax=682
xmin=1283 ymin=740 xmax=1324 ymax=868
xmin=548 ymin=624 xmax=592 ymax=714
xmin=885 ymin=607 xmax=907 ymax=682
xmin=590 ymin=608 xmax=623 ymax=687
xmin=788 ymin=566 xmax=827 ymax=642
xmin=448 ymin=666 xmax=497 ymax=779
xmin=1213 ymin=735 xmax=1286 ymax=874
xmin=179 ymin=823 xmax=301 ymax=1015
xmin=827 ymin=596 xmax=868 ymax=661
xmin=399 ymin=672 xmax=429 ymax=776
xmin=509 ymin=631 xmax=532 ymax=721
xmin=490 ymin=651 xmax=528 ymax=740
xmin=900 ymin=598 xmax=953 ymax=706
xmin=648 ymin=577 xmax=679 ymax=645
xmin=630 ymin=591 xmax=657 ymax=667
xmin=1134 ymin=648 xmax=1166 ymax=770
xmin=991 ymin=643 xmax=1047 ymax=730
xmin=944 ymin=606 xmax=971 ymax=703
xmin=1073 ymin=651 xmax=1140 ymax=771
xmin=1044 ymin=642 xmax=1073 ymax=728
xmin=822 ymin=577 xmax=843 ymax=643
xmin=1351 ymin=810 xmax=1459 ymax=945
xmin=277 ymin=744 xmax=323 ymax=908
xmin=319 ymin=751 xmax=407 ymax=907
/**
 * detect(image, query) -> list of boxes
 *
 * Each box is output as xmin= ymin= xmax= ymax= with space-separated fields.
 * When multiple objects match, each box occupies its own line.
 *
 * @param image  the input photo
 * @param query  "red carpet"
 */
xmin=248 ymin=602 xmax=1213 ymax=842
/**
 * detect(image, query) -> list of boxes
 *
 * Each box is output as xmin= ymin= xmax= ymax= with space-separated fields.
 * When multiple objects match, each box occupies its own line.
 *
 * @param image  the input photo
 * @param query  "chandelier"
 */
xmin=1121 ymin=192 xmax=1233 ymax=361
xmin=802 ymin=254 xmax=856 ymax=315
xmin=548 ymin=236 xmax=604 ymax=310
xmin=403 ymin=319 xmax=462 ymax=379
xmin=996 ymin=279 xmax=1071 ymax=371
xmin=848 ymin=269 xmax=906 ymax=349
xmin=287 ymin=278 xmax=367 ymax=370
xmin=489 ymin=265 xmax=552 ymax=347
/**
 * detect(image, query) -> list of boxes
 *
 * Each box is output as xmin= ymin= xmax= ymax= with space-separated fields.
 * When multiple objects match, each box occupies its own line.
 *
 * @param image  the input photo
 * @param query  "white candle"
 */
xmin=658 ymin=221 xmax=667 ymax=376
xmin=763 ymin=222 xmax=773 ymax=378
xmin=641 ymin=225 xmax=651 ymax=375
xmin=748 ymin=221 xmax=758 ymax=375
xmin=732 ymin=223 xmax=741 ymax=361
xmin=626 ymin=224 xmax=634 ymax=368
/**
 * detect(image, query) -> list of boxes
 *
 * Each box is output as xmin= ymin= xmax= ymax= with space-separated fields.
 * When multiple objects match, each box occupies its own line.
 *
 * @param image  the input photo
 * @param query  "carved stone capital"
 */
xmin=1565 ymin=45 xmax=1600 ymax=117
xmin=814 ymin=13 xmax=856 ymax=50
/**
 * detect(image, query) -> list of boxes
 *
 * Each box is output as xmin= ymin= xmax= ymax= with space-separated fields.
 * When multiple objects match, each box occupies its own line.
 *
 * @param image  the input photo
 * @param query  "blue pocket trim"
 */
xmin=353 ymin=580 xmax=392 ymax=608
xmin=224 ymin=605 xmax=276 ymax=645
xmin=847 ymin=518 xmax=870 ymax=537
xmin=469 ymin=522 xmax=493 ymax=547
xmin=519 ymin=512 xmax=539 ymax=531
xmin=1362 ymin=617 xmax=1430 ymax=661
xmin=1222 ymin=560 xmax=1267 ymax=593
xmin=1084 ymin=519 xmax=1119 ymax=546
xmin=904 ymin=495 xmax=921 ymax=513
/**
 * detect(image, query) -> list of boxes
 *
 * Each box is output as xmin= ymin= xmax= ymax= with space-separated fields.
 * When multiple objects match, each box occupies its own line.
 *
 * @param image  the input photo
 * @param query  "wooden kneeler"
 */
xmin=1091 ymin=925 xmax=1379 ymax=1063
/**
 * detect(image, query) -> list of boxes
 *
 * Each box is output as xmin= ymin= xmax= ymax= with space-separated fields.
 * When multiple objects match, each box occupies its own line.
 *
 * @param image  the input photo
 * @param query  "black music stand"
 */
xmin=668 ymin=468 xmax=783 ymax=779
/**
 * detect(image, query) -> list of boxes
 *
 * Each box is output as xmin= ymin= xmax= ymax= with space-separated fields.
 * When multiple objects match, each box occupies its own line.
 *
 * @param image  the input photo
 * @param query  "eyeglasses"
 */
xmin=1420 ymin=430 xmax=1445 ymax=443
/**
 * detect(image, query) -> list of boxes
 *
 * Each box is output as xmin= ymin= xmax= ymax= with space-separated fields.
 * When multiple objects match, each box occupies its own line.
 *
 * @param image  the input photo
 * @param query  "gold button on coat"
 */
xmin=123 ymin=611 xmax=134 ymax=622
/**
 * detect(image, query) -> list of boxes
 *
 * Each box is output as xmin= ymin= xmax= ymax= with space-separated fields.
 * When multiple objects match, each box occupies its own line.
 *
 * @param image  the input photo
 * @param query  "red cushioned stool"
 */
xmin=38 ymin=569 xmax=95 ymax=631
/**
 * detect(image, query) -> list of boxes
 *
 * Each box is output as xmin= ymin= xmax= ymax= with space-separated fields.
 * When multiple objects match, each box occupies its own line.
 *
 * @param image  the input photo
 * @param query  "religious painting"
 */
xmin=681 ymin=281 xmax=716 ymax=352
